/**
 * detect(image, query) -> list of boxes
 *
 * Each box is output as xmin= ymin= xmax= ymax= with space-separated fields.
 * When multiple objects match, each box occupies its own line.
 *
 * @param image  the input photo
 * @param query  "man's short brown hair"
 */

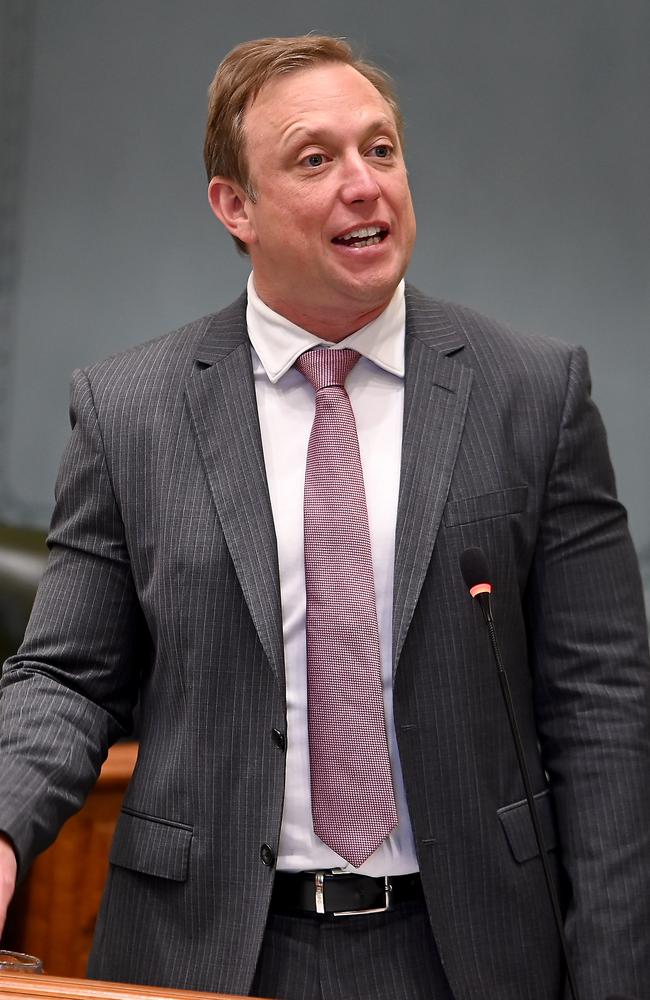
xmin=204 ymin=35 xmax=404 ymax=254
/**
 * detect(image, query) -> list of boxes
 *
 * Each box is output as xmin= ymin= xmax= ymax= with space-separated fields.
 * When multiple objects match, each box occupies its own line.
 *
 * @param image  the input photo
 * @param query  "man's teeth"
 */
xmin=345 ymin=226 xmax=381 ymax=239
xmin=337 ymin=226 xmax=385 ymax=246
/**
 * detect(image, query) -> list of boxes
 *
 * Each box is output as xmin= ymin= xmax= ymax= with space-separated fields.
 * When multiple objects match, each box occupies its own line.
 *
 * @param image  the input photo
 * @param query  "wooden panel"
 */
xmin=0 ymin=972 xmax=267 ymax=1000
xmin=4 ymin=744 xmax=137 ymax=978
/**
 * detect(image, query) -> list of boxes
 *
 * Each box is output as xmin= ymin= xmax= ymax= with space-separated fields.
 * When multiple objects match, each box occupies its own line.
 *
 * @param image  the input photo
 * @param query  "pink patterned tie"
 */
xmin=295 ymin=347 xmax=398 ymax=868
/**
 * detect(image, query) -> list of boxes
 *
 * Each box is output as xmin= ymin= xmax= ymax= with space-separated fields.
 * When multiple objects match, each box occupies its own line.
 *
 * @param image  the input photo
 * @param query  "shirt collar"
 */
xmin=246 ymin=272 xmax=405 ymax=384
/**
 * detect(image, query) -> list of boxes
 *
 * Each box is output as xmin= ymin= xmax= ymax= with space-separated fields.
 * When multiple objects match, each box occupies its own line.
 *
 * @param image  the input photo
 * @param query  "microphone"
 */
xmin=459 ymin=546 xmax=493 ymax=619
xmin=460 ymin=547 xmax=582 ymax=1000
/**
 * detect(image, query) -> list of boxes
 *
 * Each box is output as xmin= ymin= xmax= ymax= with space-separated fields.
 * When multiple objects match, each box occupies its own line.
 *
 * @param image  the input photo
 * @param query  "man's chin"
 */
xmin=332 ymin=245 xmax=410 ymax=295
xmin=333 ymin=266 xmax=405 ymax=306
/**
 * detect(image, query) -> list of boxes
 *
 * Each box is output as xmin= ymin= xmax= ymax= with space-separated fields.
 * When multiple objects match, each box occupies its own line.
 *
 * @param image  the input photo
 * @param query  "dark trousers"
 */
xmin=250 ymin=899 xmax=454 ymax=1000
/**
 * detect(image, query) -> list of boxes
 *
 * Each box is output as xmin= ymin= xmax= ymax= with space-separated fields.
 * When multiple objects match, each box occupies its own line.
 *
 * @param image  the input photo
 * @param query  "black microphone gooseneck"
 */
xmin=459 ymin=547 xmax=581 ymax=1000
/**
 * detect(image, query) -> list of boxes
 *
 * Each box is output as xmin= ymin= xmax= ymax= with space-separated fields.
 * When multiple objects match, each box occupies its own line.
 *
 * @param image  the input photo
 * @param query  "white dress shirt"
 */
xmin=246 ymin=272 xmax=418 ymax=875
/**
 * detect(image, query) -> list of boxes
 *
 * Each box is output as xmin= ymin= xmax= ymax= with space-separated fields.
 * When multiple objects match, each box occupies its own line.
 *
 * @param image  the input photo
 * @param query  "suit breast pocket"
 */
xmin=443 ymin=485 xmax=528 ymax=527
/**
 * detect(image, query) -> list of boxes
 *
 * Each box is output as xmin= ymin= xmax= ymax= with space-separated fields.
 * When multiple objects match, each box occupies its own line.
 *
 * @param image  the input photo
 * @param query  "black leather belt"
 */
xmin=271 ymin=871 xmax=423 ymax=917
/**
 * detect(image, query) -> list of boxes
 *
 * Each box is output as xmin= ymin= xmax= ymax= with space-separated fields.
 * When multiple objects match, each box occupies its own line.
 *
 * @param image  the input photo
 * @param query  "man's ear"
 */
xmin=207 ymin=177 xmax=256 ymax=247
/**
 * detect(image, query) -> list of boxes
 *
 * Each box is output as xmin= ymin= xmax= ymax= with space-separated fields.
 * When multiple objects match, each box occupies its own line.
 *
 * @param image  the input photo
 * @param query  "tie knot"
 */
xmin=295 ymin=348 xmax=361 ymax=392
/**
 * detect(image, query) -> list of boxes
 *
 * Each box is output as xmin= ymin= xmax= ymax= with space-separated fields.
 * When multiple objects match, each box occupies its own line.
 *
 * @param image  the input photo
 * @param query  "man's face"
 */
xmin=237 ymin=62 xmax=416 ymax=335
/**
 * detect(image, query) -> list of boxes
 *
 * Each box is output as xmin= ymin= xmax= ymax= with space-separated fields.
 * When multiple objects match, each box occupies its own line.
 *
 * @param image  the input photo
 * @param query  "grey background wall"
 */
xmin=1 ymin=1 xmax=648 ymax=594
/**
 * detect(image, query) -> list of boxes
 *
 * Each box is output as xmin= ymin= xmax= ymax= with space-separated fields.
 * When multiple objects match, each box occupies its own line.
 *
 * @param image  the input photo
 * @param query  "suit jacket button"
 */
xmin=271 ymin=728 xmax=286 ymax=751
xmin=260 ymin=844 xmax=275 ymax=867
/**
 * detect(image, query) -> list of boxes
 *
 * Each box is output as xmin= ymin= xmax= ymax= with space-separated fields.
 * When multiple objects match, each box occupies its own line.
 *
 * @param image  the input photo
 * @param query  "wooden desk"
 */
xmin=4 ymin=744 xmax=137 ymax=978
xmin=0 ymin=973 xmax=265 ymax=1000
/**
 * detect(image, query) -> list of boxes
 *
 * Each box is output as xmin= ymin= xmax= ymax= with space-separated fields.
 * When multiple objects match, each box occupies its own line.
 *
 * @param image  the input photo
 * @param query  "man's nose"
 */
xmin=339 ymin=154 xmax=381 ymax=204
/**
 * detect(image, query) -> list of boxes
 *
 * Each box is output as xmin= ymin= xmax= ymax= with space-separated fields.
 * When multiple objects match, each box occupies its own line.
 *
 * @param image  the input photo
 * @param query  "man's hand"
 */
xmin=0 ymin=833 xmax=18 ymax=939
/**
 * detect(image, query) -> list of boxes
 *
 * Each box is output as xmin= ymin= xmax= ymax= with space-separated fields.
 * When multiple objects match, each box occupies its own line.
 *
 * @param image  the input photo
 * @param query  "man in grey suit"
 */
xmin=1 ymin=34 xmax=649 ymax=1000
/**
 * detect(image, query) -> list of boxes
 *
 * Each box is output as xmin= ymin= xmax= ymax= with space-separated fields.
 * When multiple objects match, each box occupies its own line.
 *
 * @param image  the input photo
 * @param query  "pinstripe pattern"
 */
xmin=250 ymin=901 xmax=453 ymax=999
xmin=1 ymin=286 xmax=649 ymax=998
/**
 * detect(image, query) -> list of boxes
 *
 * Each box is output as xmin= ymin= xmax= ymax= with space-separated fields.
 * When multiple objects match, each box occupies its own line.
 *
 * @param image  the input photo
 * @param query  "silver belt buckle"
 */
xmin=314 ymin=871 xmax=392 ymax=917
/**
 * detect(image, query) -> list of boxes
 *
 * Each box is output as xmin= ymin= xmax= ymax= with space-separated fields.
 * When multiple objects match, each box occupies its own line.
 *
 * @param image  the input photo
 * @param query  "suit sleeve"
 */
xmin=0 ymin=368 xmax=149 ymax=875
xmin=525 ymin=346 xmax=650 ymax=995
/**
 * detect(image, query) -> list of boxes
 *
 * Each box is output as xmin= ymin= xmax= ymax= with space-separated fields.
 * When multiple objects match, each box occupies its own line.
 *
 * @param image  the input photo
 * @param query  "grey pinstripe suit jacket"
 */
xmin=1 ymin=286 xmax=649 ymax=999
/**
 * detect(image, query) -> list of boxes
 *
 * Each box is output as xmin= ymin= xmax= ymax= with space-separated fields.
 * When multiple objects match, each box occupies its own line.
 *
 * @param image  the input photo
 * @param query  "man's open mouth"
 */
xmin=332 ymin=225 xmax=389 ymax=248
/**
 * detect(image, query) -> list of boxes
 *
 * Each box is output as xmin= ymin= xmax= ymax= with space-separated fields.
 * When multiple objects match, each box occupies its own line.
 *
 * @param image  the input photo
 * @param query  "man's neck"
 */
xmin=250 ymin=282 xmax=395 ymax=343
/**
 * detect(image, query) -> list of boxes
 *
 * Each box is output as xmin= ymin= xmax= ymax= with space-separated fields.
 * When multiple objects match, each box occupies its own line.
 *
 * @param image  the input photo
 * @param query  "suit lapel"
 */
xmin=393 ymin=288 xmax=473 ymax=672
xmin=185 ymin=296 xmax=285 ymax=692
xmin=183 ymin=288 xmax=472 ymax=687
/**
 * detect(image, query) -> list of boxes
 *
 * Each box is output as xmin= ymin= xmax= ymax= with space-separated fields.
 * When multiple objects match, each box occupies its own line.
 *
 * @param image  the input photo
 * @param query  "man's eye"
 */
xmin=369 ymin=145 xmax=393 ymax=159
xmin=303 ymin=153 xmax=326 ymax=168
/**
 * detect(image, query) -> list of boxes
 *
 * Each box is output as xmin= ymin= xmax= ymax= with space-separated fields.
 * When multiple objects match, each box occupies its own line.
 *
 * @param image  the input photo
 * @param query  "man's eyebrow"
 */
xmin=282 ymin=117 xmax=398 ymax=149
